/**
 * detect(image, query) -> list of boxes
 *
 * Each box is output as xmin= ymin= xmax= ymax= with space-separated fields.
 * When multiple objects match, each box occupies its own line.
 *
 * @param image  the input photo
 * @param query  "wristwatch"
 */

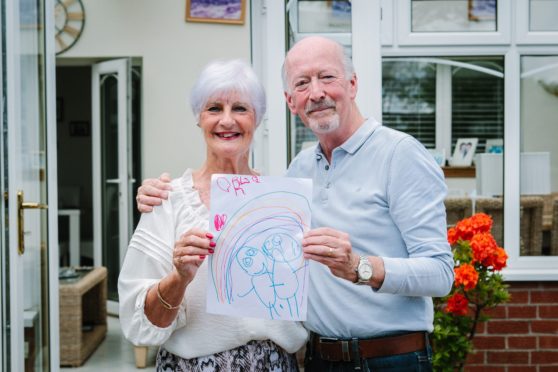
xmin=355 ymin=256 xmax=373 ymax=285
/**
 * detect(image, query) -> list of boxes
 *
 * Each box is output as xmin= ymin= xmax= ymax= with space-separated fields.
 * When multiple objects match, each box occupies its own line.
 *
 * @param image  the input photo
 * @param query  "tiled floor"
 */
xmin=60 ymin=316 xmax=157 ymax=371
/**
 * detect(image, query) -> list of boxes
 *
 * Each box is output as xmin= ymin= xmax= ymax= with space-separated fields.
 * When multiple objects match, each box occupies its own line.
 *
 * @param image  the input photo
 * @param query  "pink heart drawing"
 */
xmin=214 ymin=214 xmax=227 ymax=231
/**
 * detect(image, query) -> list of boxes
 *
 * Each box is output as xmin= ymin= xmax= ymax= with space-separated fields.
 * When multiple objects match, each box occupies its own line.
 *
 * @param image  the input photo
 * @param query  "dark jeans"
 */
xmin=304 ymin=341 xmax=433 ymax=372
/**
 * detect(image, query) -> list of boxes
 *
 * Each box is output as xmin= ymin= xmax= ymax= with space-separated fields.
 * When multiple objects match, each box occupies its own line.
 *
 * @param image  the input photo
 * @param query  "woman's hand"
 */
xmin=173 ymin=228 xmax=215 ymax=281
xmin=136 ymin=172 xmax=172 ymax=212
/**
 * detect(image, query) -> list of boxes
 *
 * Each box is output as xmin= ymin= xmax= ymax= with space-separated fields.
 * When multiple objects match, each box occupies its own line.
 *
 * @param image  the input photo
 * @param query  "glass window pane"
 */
xmin=520 ymin=55 xmax=558 ymax=256
xmin=451 ymin=58 xmax=504 ymax=153
xmin=412 ymin=0 xmax=497 ymax=32
xmin=297 ymin=0 xmax=351 ymax=33
xmin=382 ymin=57 xmax=504 ymax=155
xmin=100 ymin=74 xmax=121 ymax=300
xmin=382 ymin=61 xmax=436 ymax=148
xmin=530 ymin=0 xmax=558 ymax=31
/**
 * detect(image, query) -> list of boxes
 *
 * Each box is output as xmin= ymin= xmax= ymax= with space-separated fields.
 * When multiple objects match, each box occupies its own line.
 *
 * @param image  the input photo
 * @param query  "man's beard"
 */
xmin=308 ymin=114 xmax=340 ymax=134
xmin=305 ymin=99 xmax=340 ymax=134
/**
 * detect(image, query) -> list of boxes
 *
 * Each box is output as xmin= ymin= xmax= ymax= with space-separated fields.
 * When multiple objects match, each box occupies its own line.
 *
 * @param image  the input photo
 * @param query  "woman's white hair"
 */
xmin=190 ymin=59 xmax=266 ymax=126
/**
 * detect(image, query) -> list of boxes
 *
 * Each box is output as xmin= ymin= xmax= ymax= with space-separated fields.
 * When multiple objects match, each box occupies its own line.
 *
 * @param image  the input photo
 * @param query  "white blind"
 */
xmin=452 ymin=71 xmax=504 ymax=153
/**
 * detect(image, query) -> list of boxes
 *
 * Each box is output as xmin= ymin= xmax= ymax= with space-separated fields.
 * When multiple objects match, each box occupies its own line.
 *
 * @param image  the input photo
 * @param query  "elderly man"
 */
xmin=137 ymin=36 xmax=453 ymax=371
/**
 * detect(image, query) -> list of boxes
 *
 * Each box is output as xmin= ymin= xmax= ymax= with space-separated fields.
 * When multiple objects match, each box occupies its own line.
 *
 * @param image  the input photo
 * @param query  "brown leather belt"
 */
xmin=311 ymin=331 xmax=428 ymax=362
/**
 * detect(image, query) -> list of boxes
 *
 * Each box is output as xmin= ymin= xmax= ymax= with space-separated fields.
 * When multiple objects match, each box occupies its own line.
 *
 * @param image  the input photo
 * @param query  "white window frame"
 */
xmin=380 ymin=0 xmax=394 ymax=45
xmin=503 ymin=46 xmax=558 ymax=280
xmin=397 ymin=0 xmax=511 ymax=46
xmin=250 ymin=0 xmax=287 ymax=176
xmin=516 ymin=0 xmax=558 ymax=44
xmin=253 ymin=0 xmax=558 ymax=280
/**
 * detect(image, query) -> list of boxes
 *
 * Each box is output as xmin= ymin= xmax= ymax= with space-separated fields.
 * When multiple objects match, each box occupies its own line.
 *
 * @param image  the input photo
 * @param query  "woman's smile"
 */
xmin=214 ymin=131 xmax=242 ymax=140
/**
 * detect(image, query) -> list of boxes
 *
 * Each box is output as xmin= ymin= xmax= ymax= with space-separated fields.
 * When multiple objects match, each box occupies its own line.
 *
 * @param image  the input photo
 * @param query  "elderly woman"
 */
xmin=118 ymin=60 xmax=307 ymax=371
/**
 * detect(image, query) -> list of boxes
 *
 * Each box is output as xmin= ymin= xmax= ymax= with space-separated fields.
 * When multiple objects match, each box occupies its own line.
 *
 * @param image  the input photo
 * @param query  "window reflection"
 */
xmin=530 ymin=0 xmax=558 ymax=31
xmin=382 ymin=57 xmax=504 ymax=155
xmin=412 ymin=0 xmax=497 ymax=32
xmin=297 ymin=0 xmax=351 ymax=33
xmin=520 ymin=55 xmax=558 ymax=256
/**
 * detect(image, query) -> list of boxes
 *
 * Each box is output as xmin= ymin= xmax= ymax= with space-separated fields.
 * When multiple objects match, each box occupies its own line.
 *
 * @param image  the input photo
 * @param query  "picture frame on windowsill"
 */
xmin=485 ymin=138 xmax=503 ymax=154
xmin=450 ymin=138 xmax=478 ymax=167
xmin=428 ymin=148 xmax=446 ymax=167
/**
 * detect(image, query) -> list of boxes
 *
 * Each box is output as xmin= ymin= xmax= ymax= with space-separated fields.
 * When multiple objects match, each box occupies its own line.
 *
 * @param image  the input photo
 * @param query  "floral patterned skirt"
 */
xmin=156 ymin=339 xmax=299 ymax=372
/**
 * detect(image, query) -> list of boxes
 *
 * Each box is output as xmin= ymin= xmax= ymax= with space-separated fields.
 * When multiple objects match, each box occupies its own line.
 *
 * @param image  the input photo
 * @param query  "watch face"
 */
xmin=55 ymin=0 xmax=85 ymax=55
xmin=358 ymin=262 xmax=373 ymax=281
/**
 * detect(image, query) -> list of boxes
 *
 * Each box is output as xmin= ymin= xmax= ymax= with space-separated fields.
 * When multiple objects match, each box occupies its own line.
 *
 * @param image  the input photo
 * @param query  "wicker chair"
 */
xmin=444 ymin=197 xmax=473 ymax=227
xmin=475 ymin=197 xmax=504 ymax=247
xmin=475 ymin=197 xmax=544 ymax=256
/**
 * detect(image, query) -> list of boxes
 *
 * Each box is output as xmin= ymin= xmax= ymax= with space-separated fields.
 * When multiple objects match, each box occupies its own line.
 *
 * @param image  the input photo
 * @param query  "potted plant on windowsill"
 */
xmin=432 ymin=213 xmax=510 ymax=371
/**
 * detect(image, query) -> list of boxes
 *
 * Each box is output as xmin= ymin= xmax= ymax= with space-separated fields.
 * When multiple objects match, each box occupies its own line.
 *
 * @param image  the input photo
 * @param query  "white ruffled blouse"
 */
xmin=118 ymin=169 xmax=308 ymax=359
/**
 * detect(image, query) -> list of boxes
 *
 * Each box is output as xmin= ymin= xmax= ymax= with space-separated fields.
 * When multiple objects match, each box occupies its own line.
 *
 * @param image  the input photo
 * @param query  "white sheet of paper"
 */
xmin=206 ymin=174 xmax=312 ymax=321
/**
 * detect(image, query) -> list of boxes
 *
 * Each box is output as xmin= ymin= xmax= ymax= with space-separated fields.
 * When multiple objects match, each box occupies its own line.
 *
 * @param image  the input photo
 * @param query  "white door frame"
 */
xmin=45 ymin=0 xmax=61 ymax=368
xmin=92 ymin=59 xmax=132 ymax=314
xmin=0 ymin=0 xmax=5 ymax=366
xmin=4 ymin=0 xmax=59 ymax=369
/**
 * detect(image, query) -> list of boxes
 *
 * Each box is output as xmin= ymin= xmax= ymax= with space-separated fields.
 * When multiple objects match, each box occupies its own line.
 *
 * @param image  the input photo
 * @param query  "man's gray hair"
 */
xmin=281 ymin=39 xmax=355 ymax=92
xmin=190 ymin=59 xmax=266 ymax=126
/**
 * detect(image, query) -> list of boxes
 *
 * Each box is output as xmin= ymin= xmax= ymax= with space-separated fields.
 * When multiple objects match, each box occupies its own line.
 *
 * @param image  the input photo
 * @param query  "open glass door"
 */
xmin=92 ymin=59 xmax=133 ymax=314
xmin=1 ymin=0 xmax=57 ymax=370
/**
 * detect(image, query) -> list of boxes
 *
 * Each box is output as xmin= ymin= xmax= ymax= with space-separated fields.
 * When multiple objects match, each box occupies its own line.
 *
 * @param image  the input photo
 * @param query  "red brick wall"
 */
xmin=465 ymin=282 xmax=558 ymax=371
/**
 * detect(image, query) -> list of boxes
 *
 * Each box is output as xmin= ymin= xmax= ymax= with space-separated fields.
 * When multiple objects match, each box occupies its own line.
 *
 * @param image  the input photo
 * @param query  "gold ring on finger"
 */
xmin=328 ymin=247 xmax=334 ymax=257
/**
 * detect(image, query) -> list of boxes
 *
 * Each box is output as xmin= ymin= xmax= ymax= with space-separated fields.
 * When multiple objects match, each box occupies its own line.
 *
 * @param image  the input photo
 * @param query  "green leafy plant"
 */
xmin=432 ymin=213 xmax=510 ymax=371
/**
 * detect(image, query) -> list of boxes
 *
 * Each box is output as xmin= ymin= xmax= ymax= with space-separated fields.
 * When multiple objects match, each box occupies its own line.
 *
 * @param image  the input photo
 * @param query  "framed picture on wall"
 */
xmin=186 ymin=0 xmax=246 ymax=25
xmin=450 ymin=138 xmax=478 ymax=166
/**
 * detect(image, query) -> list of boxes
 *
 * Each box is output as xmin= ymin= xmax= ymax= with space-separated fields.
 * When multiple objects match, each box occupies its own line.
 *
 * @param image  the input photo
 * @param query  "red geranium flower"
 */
xmin=445 ymin=293 xmax=469 ymax=316
xmin=448 ymin=227 xmax=458 ymax=245
xmin=454 ymin=263 xmax=479 ymax=290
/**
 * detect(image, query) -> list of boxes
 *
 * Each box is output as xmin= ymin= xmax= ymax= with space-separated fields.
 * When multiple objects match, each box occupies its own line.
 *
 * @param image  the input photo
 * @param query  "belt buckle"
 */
xmin=318 ymin=337 xmax=351 ymax=362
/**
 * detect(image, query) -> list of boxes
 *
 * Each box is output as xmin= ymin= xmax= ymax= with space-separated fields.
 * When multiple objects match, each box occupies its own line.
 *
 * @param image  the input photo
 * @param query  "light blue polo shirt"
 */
xmin=286 ymin=118 xmax=454 ymax=338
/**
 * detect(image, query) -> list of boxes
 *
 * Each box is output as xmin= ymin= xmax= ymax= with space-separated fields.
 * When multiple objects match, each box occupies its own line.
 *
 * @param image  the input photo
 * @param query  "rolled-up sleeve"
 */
xmin=118 ymin=200 xmax=187 ymax=346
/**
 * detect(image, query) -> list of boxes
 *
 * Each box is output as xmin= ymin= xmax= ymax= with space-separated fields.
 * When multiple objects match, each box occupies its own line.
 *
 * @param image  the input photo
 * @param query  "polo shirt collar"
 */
xmin=312 ymin=118 xmax=381 ymax=157
xmin=339 ymin=118 xmax=381 ymax=155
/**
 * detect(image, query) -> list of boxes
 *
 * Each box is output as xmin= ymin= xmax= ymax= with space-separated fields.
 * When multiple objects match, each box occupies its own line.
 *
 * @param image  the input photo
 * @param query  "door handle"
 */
xmin=106 ymin=178 xmax=121 ymax=184
xmin=17 ymin=190 xmax=48 ymax=255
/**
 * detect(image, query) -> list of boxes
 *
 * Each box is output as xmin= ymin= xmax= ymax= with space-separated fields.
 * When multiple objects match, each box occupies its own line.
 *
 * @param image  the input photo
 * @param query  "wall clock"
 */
xmin=54 ymin=0 xmax=85 ymax=55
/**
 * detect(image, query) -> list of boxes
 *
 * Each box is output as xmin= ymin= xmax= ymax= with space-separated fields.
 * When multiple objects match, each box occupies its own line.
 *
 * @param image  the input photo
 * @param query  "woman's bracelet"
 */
xmin=156 ymin=281 xmax=181 ymax=310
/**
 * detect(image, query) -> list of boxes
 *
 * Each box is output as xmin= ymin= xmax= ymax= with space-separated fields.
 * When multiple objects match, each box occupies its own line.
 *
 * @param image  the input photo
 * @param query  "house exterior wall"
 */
xmin=60 ymin=0 xmax=252 ymax=178
xmin=465 ymin=282 xmax=558 ymax=370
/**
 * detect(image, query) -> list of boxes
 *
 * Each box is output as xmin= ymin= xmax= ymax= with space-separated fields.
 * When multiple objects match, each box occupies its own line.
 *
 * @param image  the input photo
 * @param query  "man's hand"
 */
xmin=302 ymin=227 xmax=359 ymax=282
xmin=136 ymin=172 xmax=172 ymax=213
xmin=302 ymin=227 xmax=385 ymax=287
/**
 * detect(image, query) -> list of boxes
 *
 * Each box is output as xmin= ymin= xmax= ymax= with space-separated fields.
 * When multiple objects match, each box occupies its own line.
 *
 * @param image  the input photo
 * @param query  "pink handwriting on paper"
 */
xmin=216 ymin=175 xmax=262 ymax=197
xmin=214 ymin=214 xmax=227 ymax=231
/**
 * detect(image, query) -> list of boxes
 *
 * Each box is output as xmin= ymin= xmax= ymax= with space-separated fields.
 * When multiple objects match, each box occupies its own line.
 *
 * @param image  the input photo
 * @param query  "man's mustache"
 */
xmin=305 ymin=99 xmax=336 ymax=115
